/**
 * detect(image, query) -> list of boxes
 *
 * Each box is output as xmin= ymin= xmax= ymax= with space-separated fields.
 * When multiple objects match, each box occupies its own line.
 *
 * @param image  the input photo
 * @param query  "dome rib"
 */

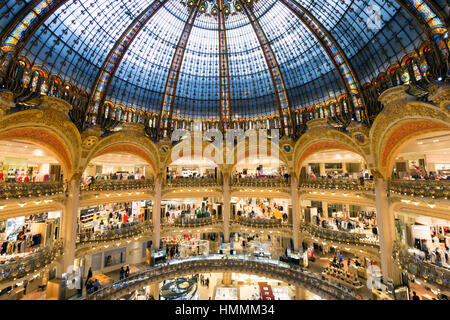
xmin=218 ymin=0 xmax=232 ymax=129
xmin=88 ymin=0 xmax=168 ymax=117
xmin=241 ymin=1 xmax=292 ymax=135
xmin=159 ymin=2 xmax=201 ymax=133
xmin=280 ymin=0 xmax=366 ymax=119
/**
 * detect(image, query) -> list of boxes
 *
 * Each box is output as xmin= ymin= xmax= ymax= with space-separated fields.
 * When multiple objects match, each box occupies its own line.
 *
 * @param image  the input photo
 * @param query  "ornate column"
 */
xmin=322 ymin=201 xmax=328 ymax=219
xmin=222 ymin=272 xmax=232 ymax=286
xmin=150 ymin=282 xmax=160 ymax=300
xmin=295 ymin=286 xmax=306 ymax=300
xmin=223 ymin=170 xmax=231 ymax=243
xmin=374 ymin=176 xmax=401 ymax=285
xmin=61 ymin=173 xmax=81 ymax=276
xmin=291 ymin=175 xmax=299 ymax=251
xmin=319 ymin=163 xmax=326 ymax=177
xmin=152 ymin=174 xmax=162 ymax=250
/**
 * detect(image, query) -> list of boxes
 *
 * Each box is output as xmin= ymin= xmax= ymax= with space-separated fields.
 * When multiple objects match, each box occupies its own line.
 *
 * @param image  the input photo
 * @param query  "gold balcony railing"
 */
xmin=389 ymin=179 xmax=450 ymax=200
xmin=0 ymin=182 xmax=64 ymax=200
xmin=162 ymin=216 xmax=219 ymax=228
xmin=300 ymin=223 xmax=379 ymax=247
xmin=393 ymin=242 xmax=450 ymax=289
xmin=164 ymin=177 xmax=219 ymax=188
xmin=80 ymin=179 xmax=154 ymax=193
xmin=233 ymin=216 xmax=292 ymax=229
xmin=232 ymin=177 xmax=291 ymax=188
xmin=0 ymin=240 xmax=63 ymax=284
xmin=86 ymin=255 xmax=360 ymax=300
xmin=76 ymin=222 xmax=152 ymax=245
xmin=299 ymin=179 xmax=374 ymax=192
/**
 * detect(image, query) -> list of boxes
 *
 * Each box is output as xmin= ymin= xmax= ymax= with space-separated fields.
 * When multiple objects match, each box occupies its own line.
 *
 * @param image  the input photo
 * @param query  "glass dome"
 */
xmin=3 ymin=0 xmax=431 ymax=120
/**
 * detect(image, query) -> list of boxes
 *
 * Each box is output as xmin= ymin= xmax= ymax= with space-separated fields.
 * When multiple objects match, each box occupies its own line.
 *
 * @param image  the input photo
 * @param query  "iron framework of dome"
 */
xmin=0 ymin=0 xmax=448 ymax=137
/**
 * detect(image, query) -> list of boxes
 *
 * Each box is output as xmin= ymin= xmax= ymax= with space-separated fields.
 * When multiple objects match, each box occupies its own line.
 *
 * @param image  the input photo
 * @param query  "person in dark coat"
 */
xmin=86 ymin=267 xmax=93 ymax=285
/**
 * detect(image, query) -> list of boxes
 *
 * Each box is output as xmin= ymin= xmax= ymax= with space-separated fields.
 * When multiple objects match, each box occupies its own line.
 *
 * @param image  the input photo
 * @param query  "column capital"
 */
xmin=428 ymin=83 xmax=450 ymax=109
xmin=69 ymin=171 xmax=83 ymax=182
xmin=40 ymin=96 xmax=72 ymax=119
xmin=378 ymin=85 xmax=410 ymax=114
xmin=0 ymin=90 xmax=14 ymax=118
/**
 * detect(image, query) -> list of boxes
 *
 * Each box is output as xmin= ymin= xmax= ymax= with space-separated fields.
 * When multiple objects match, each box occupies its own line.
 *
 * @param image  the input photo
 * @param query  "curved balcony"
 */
xmin=233 ymin=216 xmax=291 ymax=230
xmin=86 ymin=255 xmax=360 ymax=300
xmin=0 ymin=182 xmax=64 ymax=200
xmin=389 ymin=180 xmax=450 ymax=200
xmin=76 ymin=222 xmax=152 ymax=246
xmin=299 ymin=179 xmax=374 ymax=192
xmin=232 ymin=177 xmax=291 ymax=188
xmin=164 ymin=177 xmax=219 ymax=188
xmin=168 ymin=216 xmax=217 ymax=228
xmin=393 ymin=243 xmax=450 ymax=289
xmin=300 ymin=223 xmax=379 ymax=248
xmin=80 ymin=179 xmax=154 ymax=193
xmin=0 ymin=240 xmax=63 ymax=284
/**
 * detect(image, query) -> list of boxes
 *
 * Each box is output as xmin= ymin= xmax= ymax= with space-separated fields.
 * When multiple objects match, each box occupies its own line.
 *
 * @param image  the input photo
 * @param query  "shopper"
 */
xmin=93 ymin=279 xmax=101 ymax=292
xmin=125 ymin=266 xmax=130 ymax=278
xmin=119 ymin=267 xmax=125 ymax=280
xmin=86 ymin=267 xmax=93 ymax=285
xmin=412 ymin=291 xmax=420 ymax=300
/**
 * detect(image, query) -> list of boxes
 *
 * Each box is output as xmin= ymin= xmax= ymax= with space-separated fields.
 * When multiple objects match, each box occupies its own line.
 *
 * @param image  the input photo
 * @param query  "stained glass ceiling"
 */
xmin=3 ymin=0 xmax=429 ymax=119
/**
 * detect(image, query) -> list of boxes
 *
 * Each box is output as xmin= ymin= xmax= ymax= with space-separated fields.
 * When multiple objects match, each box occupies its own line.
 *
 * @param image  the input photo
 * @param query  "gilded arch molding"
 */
xmin=81 ymin=132 xmax=160 ymax=176
xmin=0 ymin=107 xmax=82 ymax=178
xmin=293 ymin=120 xmax=370 ymax=178
xmin=371 ymin=86 xmax=450 ymax=178
xmin=231 ymin=136 xmax=290 ymax=172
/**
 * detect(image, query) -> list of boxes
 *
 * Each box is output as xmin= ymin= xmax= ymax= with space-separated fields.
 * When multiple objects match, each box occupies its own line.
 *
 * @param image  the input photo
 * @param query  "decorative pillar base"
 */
xmin=295 ymin=286 xmax=306 ymax=300
xmin=222 ymin=273 xmax=232 ymax=286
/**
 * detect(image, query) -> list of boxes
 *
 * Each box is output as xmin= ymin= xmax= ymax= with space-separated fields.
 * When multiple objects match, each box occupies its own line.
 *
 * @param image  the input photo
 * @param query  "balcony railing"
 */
xmin=76 ymin=222 xmax=152 ymax=244
xmin=86 ymin=255 xmax=360 ymax=300
xmin=389 ymin=179 xmax=450 ymax=200
xmin=0 ymin=240 xmax=63 ymax=284
xmin=164 ymin=216 xmax=218 ymax=228
xmin=164 ymin=178 xmax=219 ymax=188
xmin=301 ymin=223 xmax=379 ymax=247
xmin=232 ymin=177 xmax=291 ymax=188
xmin=393 ymin=242 xmax=450 ymax=289
xmin=233 ymin=216 xmax=291 ymax=229
xmin=0 ymin=182 xmax=64 ymax=200
xmin=80 ymin=179 xmax=154 ymax=193
xmin=299 ymin=179 xmax=374 ymax=192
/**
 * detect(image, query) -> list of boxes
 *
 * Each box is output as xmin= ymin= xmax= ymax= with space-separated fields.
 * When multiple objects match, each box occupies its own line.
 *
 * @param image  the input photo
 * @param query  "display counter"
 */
xmin=215 ymin=287 xmax=239 ymax=300
xmin=91 ymin=274 xmax=113 ymax=287
xmin=371 ymin=288 xmax=394 ymax=300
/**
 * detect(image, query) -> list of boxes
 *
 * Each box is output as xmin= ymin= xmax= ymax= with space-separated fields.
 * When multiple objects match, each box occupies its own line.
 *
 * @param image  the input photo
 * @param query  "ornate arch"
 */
xmin=293 ymin=120 xmax=370 ymax=178
xmin=82 ymin=131 xmax=160 ymax=176
xmin=0 ymin=106 xmax=82 ymax=179
xmin=231 ymin=136 xmax=290 ymax=172
xmin=371 ymin=86 xmax=450 ymax=178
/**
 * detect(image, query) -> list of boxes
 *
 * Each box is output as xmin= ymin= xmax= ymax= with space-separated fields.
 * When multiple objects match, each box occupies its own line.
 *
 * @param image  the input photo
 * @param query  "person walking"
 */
xmin=86 ymin=267 xmax=93 ymax=284
xmin=125 ymin=266 xmax=130 ymax=278
xmin=412 ymin=291 xmax=420 ymax=300
xmin=119 ymin=266 xmax=125 ymax=280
